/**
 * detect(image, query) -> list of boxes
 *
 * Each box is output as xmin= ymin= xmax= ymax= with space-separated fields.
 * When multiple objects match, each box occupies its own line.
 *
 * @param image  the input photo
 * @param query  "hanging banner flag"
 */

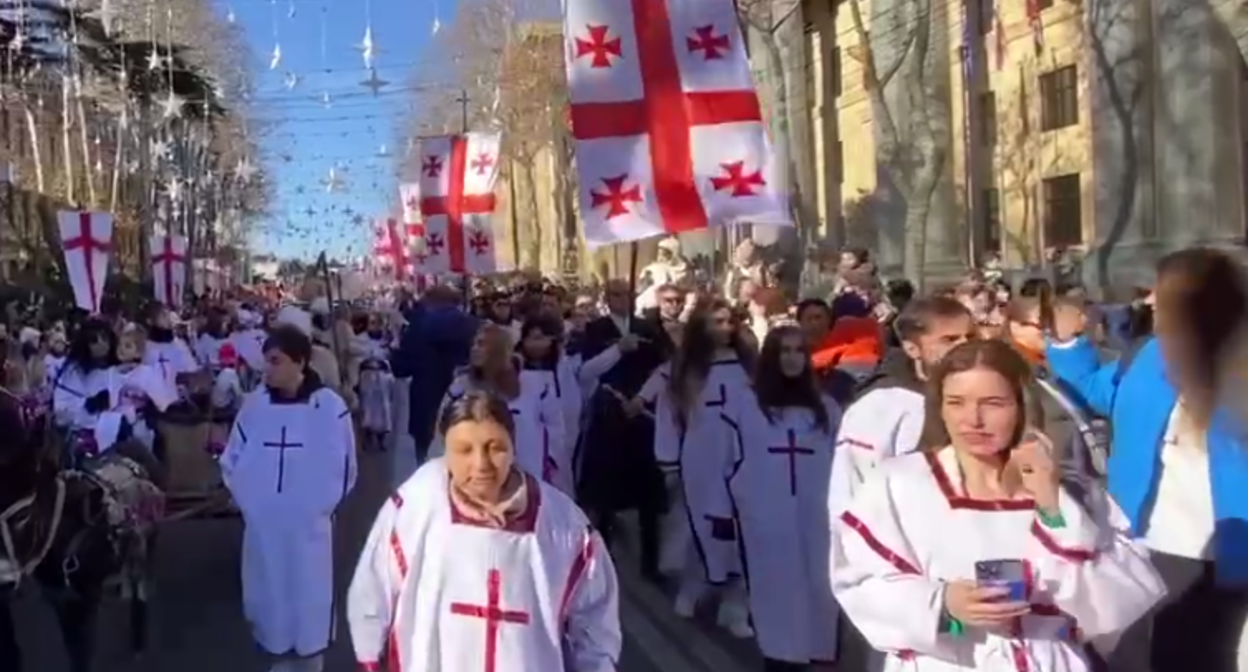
xmin=562 ymin=0 xmax=790 ymax=247
xmin=417 ymin=132 xmax=501 ymax=275
xmin=150 ymin=234 xmax=189 ymax=308
xmin=372 ymin=217 xmax=412 ymax=281
xmin=58 ymin=210 xmax=114 ymax=314
xmin=400 ymin=182 xmax=422 ymax=223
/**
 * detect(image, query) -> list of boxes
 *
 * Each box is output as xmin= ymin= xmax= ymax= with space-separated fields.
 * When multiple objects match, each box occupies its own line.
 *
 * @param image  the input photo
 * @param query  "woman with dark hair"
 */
xmin=220 ymin=323 xmax=357 ymax=672
xmin=652 ymin=297 xmax=754 ymax=637
xmin=51 ymin=319 xmax=119 ymax=449
xmin=1047 ymin=248 xmax=1248 ymax=672
xmin=722 ymin=326 xmax=840 ymax=671
xmin=516 ymin=315 xmax=582 ymax=470
xmin=430 ymin=323 xmax=568 ymax=494
xmin=347 ymin=390 xmax=621 ymax=672
xmin=832 ymin=339 xmax=1164 ymax=672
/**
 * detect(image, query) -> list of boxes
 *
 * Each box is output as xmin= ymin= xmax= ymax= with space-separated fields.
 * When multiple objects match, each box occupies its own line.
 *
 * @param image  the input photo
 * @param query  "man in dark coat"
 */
xmin=576 ymin=279 xmax=669 ymax=582
xmin=390 ymin=286 xmax=478 ymax=460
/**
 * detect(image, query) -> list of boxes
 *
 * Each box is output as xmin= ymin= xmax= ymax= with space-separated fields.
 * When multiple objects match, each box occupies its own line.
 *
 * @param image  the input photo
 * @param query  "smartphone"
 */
xmin=974 ymin=559 xmax=1028 ymax=602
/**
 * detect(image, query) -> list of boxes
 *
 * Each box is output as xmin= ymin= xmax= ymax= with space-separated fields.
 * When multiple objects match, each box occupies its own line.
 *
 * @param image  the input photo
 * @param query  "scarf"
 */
xmin=449 ymin=470 xmax=528 ymax=529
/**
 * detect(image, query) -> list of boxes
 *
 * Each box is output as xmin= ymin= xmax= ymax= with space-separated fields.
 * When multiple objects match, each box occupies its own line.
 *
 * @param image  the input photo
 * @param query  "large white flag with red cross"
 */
xmin=150 ymin=234 xmax=188 ymax=308
xmin=563 ymin=0 xmax=790 ymax=246
xmin=416 ymin=133 xmax=501 ymax=275
xmin=58 ymin=210 xmax=114 ymax=313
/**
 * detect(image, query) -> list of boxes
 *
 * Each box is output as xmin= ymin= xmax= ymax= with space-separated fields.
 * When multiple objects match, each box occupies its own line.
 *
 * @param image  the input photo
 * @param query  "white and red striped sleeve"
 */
xmin=1028 ymin=488 xmax=1166 ymax=639
xmin=560 ymin=526 xmax=622 ymax=672
xmin=829 ymin=466 xmax=946 ymax=659
xmin=346 ymin=492 xmax=409 ymax=671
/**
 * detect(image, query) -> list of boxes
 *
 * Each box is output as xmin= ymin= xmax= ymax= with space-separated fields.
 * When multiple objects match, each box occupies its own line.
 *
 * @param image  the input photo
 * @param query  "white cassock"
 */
xmin=831 ymin=447 xmax=1167 ymax=672
xmin=346 ymin=459 xmax=621 ymax=672
xmin=52 ymin=364 xmax=111 ymax=432
xmin=220 ymin=381 xmax=358 ymax=657
xmin=230 ymin=328 xmax=269 ymax=372
xmin=525 ymin=355 xmax=583 ymax=467
xmin=429 ymin=372 xmax=569 ymax=494
xmin=722 ymin=393 xmax=841 ymax=664
xmin=143 ymin=338 xmax=200 ymax=391
xmin=96 ymin=363 xmax=177 ymax=449
xmin=827 ymin=382 xmax=925 ymax=517
xmin=652 ymin=356 xmax=750 ymax=584
xmin=636 ymin=363 xmax=686 ymax=575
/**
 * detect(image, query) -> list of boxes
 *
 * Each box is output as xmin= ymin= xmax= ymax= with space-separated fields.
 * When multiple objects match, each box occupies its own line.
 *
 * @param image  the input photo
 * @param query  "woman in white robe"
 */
xmin=723 ymin=326 xmax=841 ymax=669
xmin=515 ymin=315 xmax=582 ymax=463
xmin=429 ymin=324 xmax=568 ymax=494
xmin=652 ymin=297 xmax=754 ymax=638
xmin=347 ymin=389 xmax=620 ymax=672
xmin=53 ymin=319 xmax=121 ymax=452
xmin=831 ymin=339 xmax=1166 ymax=672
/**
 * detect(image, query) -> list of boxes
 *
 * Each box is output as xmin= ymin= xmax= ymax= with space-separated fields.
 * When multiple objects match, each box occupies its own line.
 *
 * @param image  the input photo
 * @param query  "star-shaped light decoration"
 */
xmin=295 ymin=185 xmax=306 ymax=195
xmin=146 ymin=49 xmax=165 ymax=72
xmin=126 ymin=159 xmax=140 ymax=174
xmin=323 ymin=167 xmax=346 ymax=193
xmin=269 ymin=43 xmax=282 ymax=70
xmin=93 ymin=158 xmax=104 ymax=174
xmin=157 ymin=91 xmax=185 ymax=121
xmin=287 ymin=0 xmax=296 ymax=19
xmin=151 ymin=139 xmax=172 ymax=160
xmin=352 ymin=213 xmax=366 ymax=226
xmin=85 ymin=0 xmax=119 ymax=36
xmin=283 ymin=72 xmax=300 ymax=90
xmin=321 ymin=91 xmax=333 ymax=108
xmin=235 ymin=157 xmax=259 ymax=183
xmin=360 ymin=69 xmax=388 ymax=96
xmin=356 ymin=27 xmax=375 ymax=69
xmin=432 ymin=16 xmax=441 ymax=35
xmin=375 ymin=144 xmax=390 ymax=158
xmin=226 ymin=6 xmax=236 ymax=23
xmin=303 ymin=206 xmax=317 ymax=217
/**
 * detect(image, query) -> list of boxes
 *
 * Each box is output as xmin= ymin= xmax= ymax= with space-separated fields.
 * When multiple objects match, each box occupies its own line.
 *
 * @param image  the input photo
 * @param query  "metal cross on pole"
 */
xmin=455 ymin=89 xmax=469 ymax=133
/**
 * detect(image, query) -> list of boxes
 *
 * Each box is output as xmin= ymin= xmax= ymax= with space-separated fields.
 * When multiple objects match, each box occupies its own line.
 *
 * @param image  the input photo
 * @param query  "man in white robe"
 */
xmin=220 ymin=334 xmax=358 ymax=672
xmin=347 ymin=459 xmax=620 ymax=672
xmin=827 ymin=296 xmax=974 ymax=516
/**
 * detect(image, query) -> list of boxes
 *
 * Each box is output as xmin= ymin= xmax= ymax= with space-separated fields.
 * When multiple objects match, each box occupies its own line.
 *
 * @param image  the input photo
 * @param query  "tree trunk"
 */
xmin=23 ymin=105 xmax=45 ymax=193
xmin=109 ymin=118 xmax=123 ymax=213
xmin=61 ymin=75 xmax=76 ymax=206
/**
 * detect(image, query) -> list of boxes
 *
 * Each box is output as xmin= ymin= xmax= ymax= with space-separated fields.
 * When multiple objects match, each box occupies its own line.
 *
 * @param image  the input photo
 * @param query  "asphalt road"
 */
xmin=10 ymin=443 xmax=795 ymax=672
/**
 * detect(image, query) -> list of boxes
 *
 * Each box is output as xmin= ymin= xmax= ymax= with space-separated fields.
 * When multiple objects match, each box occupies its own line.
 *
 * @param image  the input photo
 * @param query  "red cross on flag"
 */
xmin=150 ymin=234 xmax=188 ymax=308
xmin=372 ymin=217 xmax=413 ymax=281
xmin=563 ymin=0 xmax=790 ymax=246
xmin=58 ymin=210 xmax=114 ymax=313
xmin=417 ymin=132 xmax=501 ymax=275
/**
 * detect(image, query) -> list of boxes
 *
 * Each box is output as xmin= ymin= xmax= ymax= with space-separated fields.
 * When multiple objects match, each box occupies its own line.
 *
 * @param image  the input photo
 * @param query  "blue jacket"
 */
xmin=391 ymin=304 xmax=478 ymax=442
xmin=1047 ymin=336 xmax=1248 ymax=584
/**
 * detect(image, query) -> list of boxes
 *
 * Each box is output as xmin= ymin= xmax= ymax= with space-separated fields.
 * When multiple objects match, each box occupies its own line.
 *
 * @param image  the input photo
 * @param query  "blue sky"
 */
xmin=220 ymin=0 xmax=445 ymax=261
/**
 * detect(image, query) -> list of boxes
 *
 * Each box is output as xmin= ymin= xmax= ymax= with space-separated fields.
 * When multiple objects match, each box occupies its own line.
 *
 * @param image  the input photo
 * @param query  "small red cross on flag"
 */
xmin=417 ymin=132 xmax=501 ymax=275
xmin=372 ymin=217 xmax=412 ymax=281
xmin=58 ymin=210 xmax=114 ymax=313
xmin=563 ymin=0 xmax=790 ymax=246
xmin=150 ymin=234 xmax=188 ymax=308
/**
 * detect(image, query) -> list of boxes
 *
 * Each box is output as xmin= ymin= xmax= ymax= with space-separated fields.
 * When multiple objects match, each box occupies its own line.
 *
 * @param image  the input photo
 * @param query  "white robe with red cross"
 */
xmin=830 ymin=447 xmax=1167 ymax=672
xmin=346 ymin=459 xmax=621 ymax=672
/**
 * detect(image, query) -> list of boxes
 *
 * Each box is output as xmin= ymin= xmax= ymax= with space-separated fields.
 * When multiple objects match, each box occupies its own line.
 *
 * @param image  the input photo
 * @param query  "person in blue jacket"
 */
xmin=390 ymin=285 xmax=478 ymax=461
xmin=1046 ymin=247 xmax=1248 ymax=672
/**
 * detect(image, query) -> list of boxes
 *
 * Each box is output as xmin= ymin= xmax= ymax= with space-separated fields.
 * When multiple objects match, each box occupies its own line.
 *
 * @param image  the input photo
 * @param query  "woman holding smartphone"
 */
xmin=830 ymin=339 xmax=1164 ymax=672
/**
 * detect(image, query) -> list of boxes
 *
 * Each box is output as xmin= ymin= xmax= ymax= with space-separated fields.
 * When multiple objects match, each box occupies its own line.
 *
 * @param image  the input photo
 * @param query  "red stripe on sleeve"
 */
xmin=840 ymin=512 xmax=921 ymax=575
xmin=558 ymin=530 xmax=595 ymax=626
xmin=1031 ymin=520 xmax=1097 ymax=563
xmin=837 ymin=437 xmax=875 ymax=451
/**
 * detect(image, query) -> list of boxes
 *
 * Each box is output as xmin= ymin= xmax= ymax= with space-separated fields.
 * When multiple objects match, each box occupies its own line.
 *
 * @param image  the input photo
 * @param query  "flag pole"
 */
xmin=315 ymin=251 xmax=348 ymax=390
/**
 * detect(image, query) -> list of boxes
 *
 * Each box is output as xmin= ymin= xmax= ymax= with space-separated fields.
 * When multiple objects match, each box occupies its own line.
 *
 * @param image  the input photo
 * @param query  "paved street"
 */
xmin=11 ymin=445 xmax=779 ymax=672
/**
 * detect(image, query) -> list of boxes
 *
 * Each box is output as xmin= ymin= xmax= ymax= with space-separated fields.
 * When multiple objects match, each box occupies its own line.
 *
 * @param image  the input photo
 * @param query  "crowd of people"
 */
xmin=0 ymin=241 xmax=1245 ymax=672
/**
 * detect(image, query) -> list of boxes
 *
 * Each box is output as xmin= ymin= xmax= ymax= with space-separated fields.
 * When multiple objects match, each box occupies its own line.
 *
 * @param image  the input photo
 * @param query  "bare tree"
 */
xmin=847 ymin=0 xmax=952 ymax=284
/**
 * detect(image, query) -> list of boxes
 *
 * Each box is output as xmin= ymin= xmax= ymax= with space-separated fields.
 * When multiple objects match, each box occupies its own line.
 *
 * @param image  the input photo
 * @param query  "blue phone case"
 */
xmin=974 ymin=559 xmax=1028 ymax=602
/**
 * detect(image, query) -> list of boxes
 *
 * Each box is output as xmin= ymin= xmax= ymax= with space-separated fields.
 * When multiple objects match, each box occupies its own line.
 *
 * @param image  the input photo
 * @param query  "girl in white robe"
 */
xmin=516 ymin=315 xmax=583 ymax=465
xmin=346 ymin=390 xmax=620 ymax=672
xmin=652 ymin=297 xmax=754 ymax=638
xmin=722 ymin=326 xmax=841 ymax=669
xmin=831 ymin=339 xmax=1165 ymax=672
xmin=429 ymin=324 xmax=569 ymax=494
xmin=53 ymin=319 xmax=122 ymax=453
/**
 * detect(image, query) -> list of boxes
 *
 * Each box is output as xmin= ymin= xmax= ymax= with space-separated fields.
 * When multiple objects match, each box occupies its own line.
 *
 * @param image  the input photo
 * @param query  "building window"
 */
xmin=984 ymin=188 xmax=1002 ymax=253
xmin=830 ymin=47 xmax=842 ymax=98
xmin=1040 ymin=65 xmax=1078 ymax=130
xmin=977 ymin=0 xmax=993 ymax=36
xmin=833 ymin=140 xmax=844 ymax=183
xmin=980 ymin=91 xmax=997 ymax=146
xmin=1042 ymin=174 xmax=1083 ymax=247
